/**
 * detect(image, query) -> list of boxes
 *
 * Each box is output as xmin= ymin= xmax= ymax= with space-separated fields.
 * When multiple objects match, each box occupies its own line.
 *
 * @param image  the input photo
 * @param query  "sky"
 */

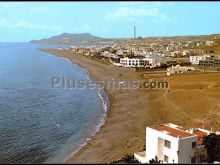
xmin=0 ymin=1 xmax=220 ymax=42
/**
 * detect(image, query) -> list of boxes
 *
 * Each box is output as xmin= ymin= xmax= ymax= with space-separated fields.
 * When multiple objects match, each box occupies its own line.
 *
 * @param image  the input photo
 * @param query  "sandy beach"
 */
xmin=41 ymin=49 xmax=220 ymax=163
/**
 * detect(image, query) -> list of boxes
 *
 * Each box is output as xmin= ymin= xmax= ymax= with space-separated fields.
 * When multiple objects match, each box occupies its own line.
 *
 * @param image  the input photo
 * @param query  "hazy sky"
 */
xmin=0 ymin=2 xmax=220 ymax=42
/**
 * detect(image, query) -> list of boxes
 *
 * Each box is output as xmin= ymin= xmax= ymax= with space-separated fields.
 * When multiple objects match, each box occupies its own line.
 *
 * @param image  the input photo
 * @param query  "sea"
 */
xmin=0 ymin=43 xmax=109 ymax=163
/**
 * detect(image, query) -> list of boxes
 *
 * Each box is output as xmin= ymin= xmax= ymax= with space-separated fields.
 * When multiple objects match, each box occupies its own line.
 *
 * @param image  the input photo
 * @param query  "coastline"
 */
xmin=41 ymin=49 xmax=152 ymax=163
xmin=46 ymin=55 xmax=110 ymax=163
xmin=41 ymin=48 xmax=220 ymax=163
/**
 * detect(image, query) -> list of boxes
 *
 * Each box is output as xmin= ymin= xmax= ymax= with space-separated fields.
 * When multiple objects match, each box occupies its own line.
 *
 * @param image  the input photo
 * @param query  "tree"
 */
xmin=203 ymin=133 xmax=220 ymax=163
xmin=109 ymin=153 xmax=139 ymax=164
xmin=193 ymin=146 xmax=208 ymax=163
xmin=149 ymin=156 xmax=162 ymax=164
xmin=120 ymin=153 xmax=139 ymax=163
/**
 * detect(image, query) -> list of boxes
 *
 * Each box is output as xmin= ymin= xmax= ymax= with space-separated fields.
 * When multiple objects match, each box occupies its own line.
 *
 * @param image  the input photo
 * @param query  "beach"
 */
xmin=41 ymin=49 xmax=220 ymax=163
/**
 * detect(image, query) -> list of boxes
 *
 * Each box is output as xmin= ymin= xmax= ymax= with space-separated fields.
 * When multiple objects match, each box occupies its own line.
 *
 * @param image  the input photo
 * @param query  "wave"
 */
xmin=55 ymin=57 xmax=110 ymax=163
xmin=61 ymin=57 xmax=72 ymax=64
xmin=63 ymin=88 xmax=109 ymax=162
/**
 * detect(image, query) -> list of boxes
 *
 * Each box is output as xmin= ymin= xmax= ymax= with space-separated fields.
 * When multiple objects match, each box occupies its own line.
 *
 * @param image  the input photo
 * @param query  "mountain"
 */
xmin=30 ymin=32 xmax=220 ymax=44
xmin=30 ymin=33 xmax=106 ymax=44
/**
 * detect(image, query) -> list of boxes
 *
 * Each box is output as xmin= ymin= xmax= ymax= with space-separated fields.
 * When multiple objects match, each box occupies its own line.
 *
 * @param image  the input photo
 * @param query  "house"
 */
xmin=134 ymin=123 xmax=215 ymax=164
xmin=167 ymin=65 xmax=196 ymax=76
xmin=144 ymin=53 xmax=163 ymax=67
xmin=134 ymin=123 xmax=197 ymax=163
xmin=165 ymin=60 xmax=178 ymax=67
xmin=199 ymin=58 xmax=220 ymax=67
xmin=116 ymin=49 xmax=123 ymax=56
xmin=190 ymin=55 xmax=213 ymax=65
xmin=119 ymin=57 xmax=149 ymax=68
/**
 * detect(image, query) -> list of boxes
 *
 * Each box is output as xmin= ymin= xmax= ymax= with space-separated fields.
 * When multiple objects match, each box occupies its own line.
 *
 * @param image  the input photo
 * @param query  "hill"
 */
xmin=30 ymin=33 xmax=106 ymax=44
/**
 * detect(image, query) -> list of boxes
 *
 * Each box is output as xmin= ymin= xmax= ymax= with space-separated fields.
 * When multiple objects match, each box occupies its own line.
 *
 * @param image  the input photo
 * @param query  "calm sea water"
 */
xmin=0 ymin=43 xmax=108 ymax=163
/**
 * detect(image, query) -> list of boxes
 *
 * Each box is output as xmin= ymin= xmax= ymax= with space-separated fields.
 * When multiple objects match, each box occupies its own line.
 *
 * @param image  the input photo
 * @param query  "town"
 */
xmin=40 ymin=29 xmax=220 ymax=164
xmin=55 ymin=32 xmax=220 ymax=76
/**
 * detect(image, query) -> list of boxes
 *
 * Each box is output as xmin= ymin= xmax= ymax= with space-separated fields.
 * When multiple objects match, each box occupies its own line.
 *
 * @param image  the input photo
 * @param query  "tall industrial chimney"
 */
xmin=134 ymin=26 xmax=136 ymax=39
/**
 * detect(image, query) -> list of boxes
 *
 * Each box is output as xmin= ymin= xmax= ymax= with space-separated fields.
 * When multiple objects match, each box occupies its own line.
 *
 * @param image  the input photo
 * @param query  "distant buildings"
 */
xmin=65 ymin=37 xmax=218 ymax=71
xmin=119 ymin=57 xmax=149 ymax=68
xmin=190 ymin=55 xmax=212 ymax=65
xmin=199 ymin=58 xmax=220 ymax=67
xmin=167 ymin=65 xmax=196 ymax=76
xmin=119 ymin=53 xmax=164 ymax=68
xmin=134 ymin=123 xmax=218 ymax=164
xmin=190 ymin=54 xmax=220 ymax=67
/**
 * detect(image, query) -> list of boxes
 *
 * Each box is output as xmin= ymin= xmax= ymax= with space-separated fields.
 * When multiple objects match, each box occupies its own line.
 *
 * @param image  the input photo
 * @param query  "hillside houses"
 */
xmin=60 ymin=37 xmax=218 ymax=71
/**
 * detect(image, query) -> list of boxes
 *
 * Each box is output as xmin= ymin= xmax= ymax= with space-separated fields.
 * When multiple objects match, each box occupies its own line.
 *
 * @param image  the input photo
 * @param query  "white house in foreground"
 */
xmin=134 ymin=123 xmax=213 ymax=164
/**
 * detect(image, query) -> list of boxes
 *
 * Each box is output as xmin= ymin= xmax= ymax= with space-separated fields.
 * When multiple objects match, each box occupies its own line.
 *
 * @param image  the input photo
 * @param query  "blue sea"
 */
xmin=0 ymin=43 xmax=108 ymax=163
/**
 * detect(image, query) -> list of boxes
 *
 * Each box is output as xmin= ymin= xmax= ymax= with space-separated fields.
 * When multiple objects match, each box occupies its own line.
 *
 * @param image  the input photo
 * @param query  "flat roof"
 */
xmin=149 ymin=124 xmax=195 ymax=139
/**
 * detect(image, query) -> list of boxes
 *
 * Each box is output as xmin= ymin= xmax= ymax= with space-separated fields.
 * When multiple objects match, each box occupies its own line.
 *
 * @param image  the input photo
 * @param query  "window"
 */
xmin=164 ymin=140 xmax=171 ymax=148
xmin=164 ymin=155 xmax=169 ymax=163
xmin=192 ymin=142 xmax=196 ymax=149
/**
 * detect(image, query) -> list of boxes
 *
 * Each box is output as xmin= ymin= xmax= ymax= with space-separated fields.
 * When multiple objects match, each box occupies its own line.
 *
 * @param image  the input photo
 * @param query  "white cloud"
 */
xmin=12 ymin=20 xmax=60 ymax=31
xmin=104 ymin=7 xmax=169 ymax=23
xmin=0 ymin=18 xmax=61 ymax=31
xmin=0 ymin=2 xmax=50 ymax=13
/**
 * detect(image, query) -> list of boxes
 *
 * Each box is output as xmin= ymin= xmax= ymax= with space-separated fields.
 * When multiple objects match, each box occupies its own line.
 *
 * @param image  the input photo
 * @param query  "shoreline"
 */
xmin=41 ymin=49 xmax=152 ymax=163
xmin=47 ymin=55 xmax=110 ymax=163
xmin=41 ymin=48 xmax=220 ymax=163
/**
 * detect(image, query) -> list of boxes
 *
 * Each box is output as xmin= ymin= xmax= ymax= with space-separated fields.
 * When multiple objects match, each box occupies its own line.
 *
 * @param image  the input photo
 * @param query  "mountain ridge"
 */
xmin=30 ymin=32 xmax=220 ymax=44
xmin=30 ymin=33 xmax=106 ymax=44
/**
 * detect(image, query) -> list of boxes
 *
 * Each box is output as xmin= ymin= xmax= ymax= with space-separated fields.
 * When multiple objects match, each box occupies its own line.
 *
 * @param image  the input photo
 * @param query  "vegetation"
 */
xmin=203 ymin=133 xmax=220 ymax=163
xmin=149 ymin=156 xmax=162 ymax=164
xmin=109 ymin=153 xmax=140 ymax=164
xmin=193 ymin=147 xmax=208 ymax=163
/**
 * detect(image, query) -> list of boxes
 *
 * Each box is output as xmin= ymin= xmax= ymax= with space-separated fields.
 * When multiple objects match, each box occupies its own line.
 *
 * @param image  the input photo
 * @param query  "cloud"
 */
xmin=0 ymin=18 xmax=61 ymax=31
xmin=12 ymin=20 xmax=60 ymax=31
xmin=0 ymin=2 xmax=50 ymax=13
xmin=104 ymin=7 xmax=169 ymax=23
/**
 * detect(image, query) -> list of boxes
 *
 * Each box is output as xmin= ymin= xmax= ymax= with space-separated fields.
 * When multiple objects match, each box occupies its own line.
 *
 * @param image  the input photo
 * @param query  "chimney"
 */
xmin=134 ymin=26 xmax=136 ymax=39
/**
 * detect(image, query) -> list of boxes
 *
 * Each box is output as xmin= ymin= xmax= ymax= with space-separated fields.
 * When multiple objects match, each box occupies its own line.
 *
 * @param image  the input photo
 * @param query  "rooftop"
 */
xmin=193 ymin=129 xmax=208 ymax=145
xmin=149 ymin=124 xmax=195 ymax=139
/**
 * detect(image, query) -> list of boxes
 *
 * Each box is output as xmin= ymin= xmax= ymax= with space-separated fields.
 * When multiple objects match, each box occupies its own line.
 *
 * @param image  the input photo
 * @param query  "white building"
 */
xmin=119 ymin=57 xmax=149 ymax=67
xmin=134 ymin=123 xmax=199 ymax=164
xmin=144 ymin=53 xmax=164 ymax=66
xmin=116 ymin=49 xmax=123 ymax=56
xmin=167 ymin=65 xmax=196 ymax=76
xmin=190 ymin=55 xmax=211 ymax=65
